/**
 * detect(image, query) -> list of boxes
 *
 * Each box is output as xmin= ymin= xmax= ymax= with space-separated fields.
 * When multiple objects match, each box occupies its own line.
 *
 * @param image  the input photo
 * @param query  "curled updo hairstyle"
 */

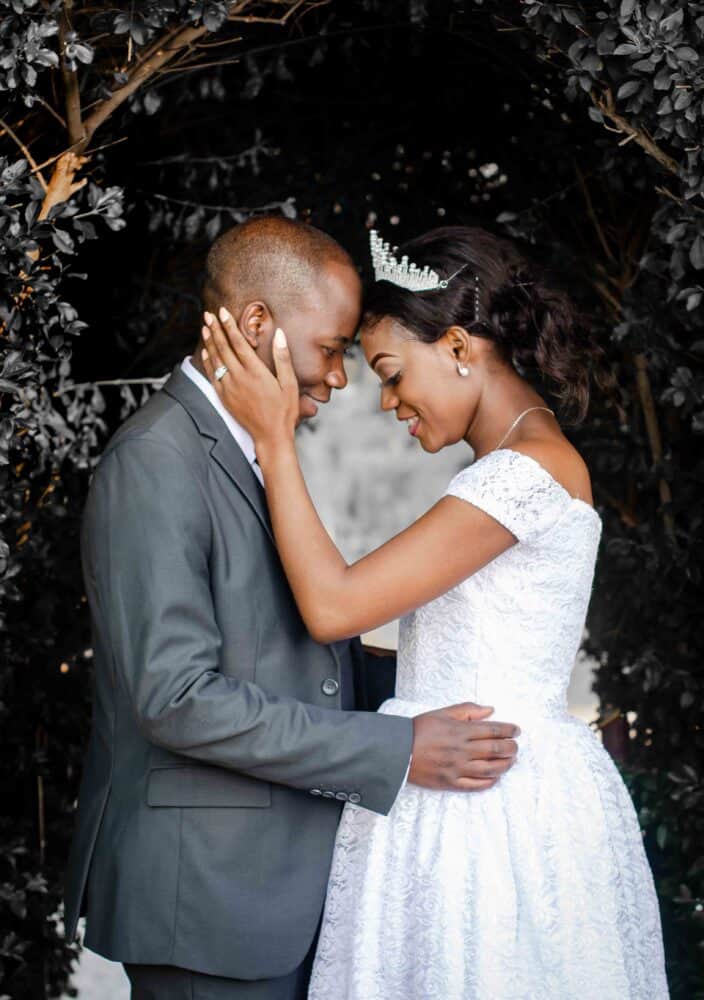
xmin=363 ymin=226 xmax=604 ymax=423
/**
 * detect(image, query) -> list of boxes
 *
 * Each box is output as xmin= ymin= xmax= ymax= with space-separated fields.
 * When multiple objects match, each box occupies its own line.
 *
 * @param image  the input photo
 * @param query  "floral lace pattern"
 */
xmin=308 ymin=450 xmax=668 ymax=999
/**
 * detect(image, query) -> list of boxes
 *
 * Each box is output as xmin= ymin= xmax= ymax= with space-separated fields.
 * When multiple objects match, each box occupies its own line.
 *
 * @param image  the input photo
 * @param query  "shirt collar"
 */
xmin=181 ymin=356 xmax=258 ymax=468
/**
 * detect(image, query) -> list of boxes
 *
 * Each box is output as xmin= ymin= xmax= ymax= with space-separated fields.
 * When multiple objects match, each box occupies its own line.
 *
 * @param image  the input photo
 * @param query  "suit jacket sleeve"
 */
xmin=83 ymin=434 xmax=413 ymax=815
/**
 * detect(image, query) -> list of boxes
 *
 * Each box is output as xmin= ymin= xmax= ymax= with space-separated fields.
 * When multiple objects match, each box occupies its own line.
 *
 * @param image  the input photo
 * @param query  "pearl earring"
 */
xmin=456 ymin=362 xmax=470 ymax=377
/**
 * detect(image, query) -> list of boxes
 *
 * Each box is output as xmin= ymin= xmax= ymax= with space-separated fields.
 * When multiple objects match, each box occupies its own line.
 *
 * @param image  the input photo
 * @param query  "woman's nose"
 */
xmin=380 ymin=385 xmax=398 ymax=412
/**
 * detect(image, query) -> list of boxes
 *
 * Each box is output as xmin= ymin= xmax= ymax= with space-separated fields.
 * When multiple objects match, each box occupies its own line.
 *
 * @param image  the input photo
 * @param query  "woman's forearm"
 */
xmin=256 ymin=438 xmax=350 ymax=641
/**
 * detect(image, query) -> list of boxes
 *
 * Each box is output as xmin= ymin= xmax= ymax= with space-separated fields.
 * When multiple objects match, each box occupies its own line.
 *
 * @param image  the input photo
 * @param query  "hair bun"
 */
xmin=488 ymin=260 xmax=598 ymax=422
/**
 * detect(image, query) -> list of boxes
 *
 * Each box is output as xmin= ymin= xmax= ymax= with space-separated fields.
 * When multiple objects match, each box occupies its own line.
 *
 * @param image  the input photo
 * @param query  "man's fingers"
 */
xmin=463 ymin=738 xmax=519 ymax=760
xmin=467 ymin=720 xmax=521 ymax=740
xmin=439 ymin=702 xmax=494 ymax=722
xmin=453 ymin=777 xmax=497 ymax=791
xmin=460 ymin=756 xmax=514 ymax=779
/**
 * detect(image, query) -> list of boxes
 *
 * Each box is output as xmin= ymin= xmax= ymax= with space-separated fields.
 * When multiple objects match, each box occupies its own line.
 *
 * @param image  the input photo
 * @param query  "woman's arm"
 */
xmin=201 ymin=312 xmax=517 ymax=643
xmin=255 ymin=436 xmax=515 ymax=642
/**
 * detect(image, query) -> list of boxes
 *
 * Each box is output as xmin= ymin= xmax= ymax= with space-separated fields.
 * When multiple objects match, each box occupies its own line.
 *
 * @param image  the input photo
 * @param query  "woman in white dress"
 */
xmin=201 ymin=225 xmax=668 ymax=999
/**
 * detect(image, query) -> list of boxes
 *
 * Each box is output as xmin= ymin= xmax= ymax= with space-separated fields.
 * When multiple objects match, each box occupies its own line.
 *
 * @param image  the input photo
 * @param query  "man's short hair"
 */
xmin=201 ymin=216 xmax=355 ymax=321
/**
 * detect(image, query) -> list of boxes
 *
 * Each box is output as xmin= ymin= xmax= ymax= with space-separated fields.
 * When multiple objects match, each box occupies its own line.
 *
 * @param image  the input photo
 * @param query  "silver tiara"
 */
xmin=369 ymin=229 xmax=479 ymax=321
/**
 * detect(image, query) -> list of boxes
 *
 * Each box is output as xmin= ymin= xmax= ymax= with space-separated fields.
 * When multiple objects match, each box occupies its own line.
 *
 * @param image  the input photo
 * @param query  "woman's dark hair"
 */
xmin=362 ymin=226 xmax=604 ymax=423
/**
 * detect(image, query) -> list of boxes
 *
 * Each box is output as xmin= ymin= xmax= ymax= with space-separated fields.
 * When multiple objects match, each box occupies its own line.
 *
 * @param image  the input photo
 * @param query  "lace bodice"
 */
xmin=396 ymin=448 xmax=602 ymax=723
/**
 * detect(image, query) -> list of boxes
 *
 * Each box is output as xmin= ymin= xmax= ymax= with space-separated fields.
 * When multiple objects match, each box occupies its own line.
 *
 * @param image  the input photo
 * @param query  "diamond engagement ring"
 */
xmin=214 ymin=365 xmax=228 ymax=381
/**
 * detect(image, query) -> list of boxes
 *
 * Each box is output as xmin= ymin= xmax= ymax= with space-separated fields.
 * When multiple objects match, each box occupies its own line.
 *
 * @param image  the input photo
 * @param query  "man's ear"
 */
xmin=239 ymin=301 xmax=274 ymax=349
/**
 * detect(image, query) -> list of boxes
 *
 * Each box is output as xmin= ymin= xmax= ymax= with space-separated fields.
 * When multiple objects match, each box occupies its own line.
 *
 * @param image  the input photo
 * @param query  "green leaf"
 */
xmin=51 ymin=229 xmax=75 ymax=254
xmin=676 ymin=47 xmax=699 ymax=63
xmin=617 ymin=80 xmax=640 ymax=100
xmin=690 ymin=235 xmax=704 ymax=271
xmin=620 ymin=0 xmax=637 ymax=18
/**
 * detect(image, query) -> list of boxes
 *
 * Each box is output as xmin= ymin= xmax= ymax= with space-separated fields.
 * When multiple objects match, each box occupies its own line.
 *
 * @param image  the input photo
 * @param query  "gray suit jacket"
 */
xmin=63 ymin=365 xmax=413 ymax=980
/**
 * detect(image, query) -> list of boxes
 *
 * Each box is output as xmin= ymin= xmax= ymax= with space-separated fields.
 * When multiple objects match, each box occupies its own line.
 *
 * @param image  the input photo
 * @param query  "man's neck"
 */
xmin=190 ymin=349 xmax=207 ymax=378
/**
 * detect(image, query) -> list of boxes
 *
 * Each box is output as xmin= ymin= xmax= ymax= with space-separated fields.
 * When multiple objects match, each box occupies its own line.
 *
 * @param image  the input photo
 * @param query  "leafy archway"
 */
xmin=1 ymin=2 xmax=701 ymax=996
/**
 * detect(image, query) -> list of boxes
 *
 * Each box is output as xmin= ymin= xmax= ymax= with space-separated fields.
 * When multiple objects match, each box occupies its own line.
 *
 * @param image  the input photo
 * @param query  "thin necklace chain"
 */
xmin=492 ymin=406 xmax=555 ymax=452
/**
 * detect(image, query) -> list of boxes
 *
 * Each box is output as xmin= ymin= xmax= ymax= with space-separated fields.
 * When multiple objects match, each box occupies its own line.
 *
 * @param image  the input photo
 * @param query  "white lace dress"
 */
xmin=308 ymin=449 xmax=668 ymax=1000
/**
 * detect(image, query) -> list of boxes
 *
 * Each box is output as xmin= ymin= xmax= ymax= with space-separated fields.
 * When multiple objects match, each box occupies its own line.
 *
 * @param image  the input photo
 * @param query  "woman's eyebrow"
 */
xmin=369 ymin=352 xmax=396 ymax=369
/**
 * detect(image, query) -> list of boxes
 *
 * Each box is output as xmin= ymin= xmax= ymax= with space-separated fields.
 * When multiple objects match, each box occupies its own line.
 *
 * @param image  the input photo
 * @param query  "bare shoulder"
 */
xmin=509 ymin=435 xmax=594 ymax=505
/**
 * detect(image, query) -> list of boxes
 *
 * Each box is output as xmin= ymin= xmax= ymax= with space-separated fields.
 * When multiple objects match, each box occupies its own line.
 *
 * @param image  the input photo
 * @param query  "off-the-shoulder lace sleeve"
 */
xmin=445 ymin=448 xmax=573 ymax=544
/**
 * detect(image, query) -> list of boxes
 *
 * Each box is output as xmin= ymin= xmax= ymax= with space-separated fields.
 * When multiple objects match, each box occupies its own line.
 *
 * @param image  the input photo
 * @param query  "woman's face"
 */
xmin=360 ymin=317 xmax=478 ymax=453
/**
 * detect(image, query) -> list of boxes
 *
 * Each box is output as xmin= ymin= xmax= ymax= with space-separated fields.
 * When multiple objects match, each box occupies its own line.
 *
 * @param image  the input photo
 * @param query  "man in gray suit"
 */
xmin=64 ymin=217 xmax=519 ymax=998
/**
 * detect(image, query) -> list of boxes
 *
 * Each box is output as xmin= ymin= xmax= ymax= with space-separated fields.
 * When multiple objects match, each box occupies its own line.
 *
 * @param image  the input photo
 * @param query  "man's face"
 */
xmin=261 ymin=261 xmax=362 ymax=422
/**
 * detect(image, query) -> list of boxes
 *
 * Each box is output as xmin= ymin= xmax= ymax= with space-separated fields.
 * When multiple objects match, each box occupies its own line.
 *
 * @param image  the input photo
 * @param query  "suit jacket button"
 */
xmin=348 ymin=792 xmax=361 ymax=804
xmin=310 ymin=789 xmax=322 ymax=796
xmin=321 ymin=677 xmax=340 ymax=696
xmin=335 ymin=792 xmax=348 ymax=801
xmin=322 ymin=790 xmax=336 ymax=799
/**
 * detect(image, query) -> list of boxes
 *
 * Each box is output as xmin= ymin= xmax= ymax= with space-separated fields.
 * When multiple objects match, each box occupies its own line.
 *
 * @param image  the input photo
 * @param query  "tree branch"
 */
xmin=37 ymin=150 xmax=89 ymax=222
xmin=633 ymin=353 xmax=676 ymax=539
xmin=0 ymin=117 xmax=48 ymax=191
xmin=54 ymin=376 xmax=169 ymax=396
xmin=592 ymin=88 xmax=680 ymax=177
xmin=79 ymin=23 xmax=209 ymax=148
xmin=58 ymin=1 xmax=86 ymax=146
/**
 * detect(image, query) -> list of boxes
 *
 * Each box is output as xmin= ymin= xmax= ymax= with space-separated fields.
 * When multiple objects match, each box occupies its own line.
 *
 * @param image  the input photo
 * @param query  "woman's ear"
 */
xmin=239 ymin=301 xmax=274 ymax=349
xmin=442 ymin=325 xmax=472 ymax=364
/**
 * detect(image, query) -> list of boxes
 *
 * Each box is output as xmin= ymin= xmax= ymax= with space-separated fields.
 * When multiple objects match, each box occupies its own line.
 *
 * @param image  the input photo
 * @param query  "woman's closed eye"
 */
xmin=383 ymin=371 xmax=402 ymax=388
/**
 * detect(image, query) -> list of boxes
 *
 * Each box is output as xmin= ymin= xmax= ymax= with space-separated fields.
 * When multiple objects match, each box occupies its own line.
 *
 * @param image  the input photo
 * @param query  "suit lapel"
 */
xmin=210 ymin=434 xmax=273 ymax=543
xmin=163 ymin=365 xmax=274 ymax=544
xmin=163 ymin=364 xmax=346 ymax=677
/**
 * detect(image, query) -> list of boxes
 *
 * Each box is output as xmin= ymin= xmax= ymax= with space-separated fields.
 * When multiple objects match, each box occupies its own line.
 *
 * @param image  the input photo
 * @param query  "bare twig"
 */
xmin=156 ymin=55 xmax=244 ymax=74
xmin=655 ymin=185 xmax=704 ymax=216
xmin=229 ymin=0 xmax=314 ymax=23
xmin=575 ymin=162 xmax=615 ymax=264
xmin=79 ymin=23 xmax=210 ymax=147
xmin=35 ymin=96 xmax=67 ymax=130
xmin=138 ymin=190 xmax=294 ymax=215
xmin=633 ymin=353 xmax=676 ymax=538
xmin=0 ymin=116 xmax=48 ymax=191
xmin=593 ymin=88 xmax=680 ymax=177
xmin=54 ymin=376 xmax=169 ymax=397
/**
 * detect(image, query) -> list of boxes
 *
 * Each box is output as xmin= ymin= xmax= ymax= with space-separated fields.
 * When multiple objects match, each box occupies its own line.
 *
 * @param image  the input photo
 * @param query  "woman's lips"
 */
xmin=407 ymin=416 xmax=420 ymax=437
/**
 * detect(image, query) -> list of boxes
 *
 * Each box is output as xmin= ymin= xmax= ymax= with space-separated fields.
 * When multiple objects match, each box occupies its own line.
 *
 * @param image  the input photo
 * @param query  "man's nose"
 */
xmin=326 ymin=358 xmax=348 ymax=391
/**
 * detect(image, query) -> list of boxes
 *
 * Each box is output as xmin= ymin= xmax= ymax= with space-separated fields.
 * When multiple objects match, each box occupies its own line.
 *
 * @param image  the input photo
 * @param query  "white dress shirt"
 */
xmin=181 ymin=356 xmax=264 ymax=486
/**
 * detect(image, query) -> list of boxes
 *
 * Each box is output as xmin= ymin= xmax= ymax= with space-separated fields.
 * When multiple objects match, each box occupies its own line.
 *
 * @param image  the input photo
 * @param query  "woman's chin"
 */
xmin=420 ymin=438 xmax=440 ymax=453
xmin=415 ymin=429 xmax=440 ymax=453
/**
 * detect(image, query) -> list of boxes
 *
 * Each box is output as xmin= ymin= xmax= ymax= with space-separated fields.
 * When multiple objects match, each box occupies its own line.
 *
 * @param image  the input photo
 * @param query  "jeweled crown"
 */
xmin=369 ymin=229 xmax=447 ymax=293
xmin=369 ymin=229 xmax=480 ymax=322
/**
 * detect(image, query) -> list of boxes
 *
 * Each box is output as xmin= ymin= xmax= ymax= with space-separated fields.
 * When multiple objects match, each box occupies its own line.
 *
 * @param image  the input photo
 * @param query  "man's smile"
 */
xmin=298 ymin=392 xmax=330 ymax=419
